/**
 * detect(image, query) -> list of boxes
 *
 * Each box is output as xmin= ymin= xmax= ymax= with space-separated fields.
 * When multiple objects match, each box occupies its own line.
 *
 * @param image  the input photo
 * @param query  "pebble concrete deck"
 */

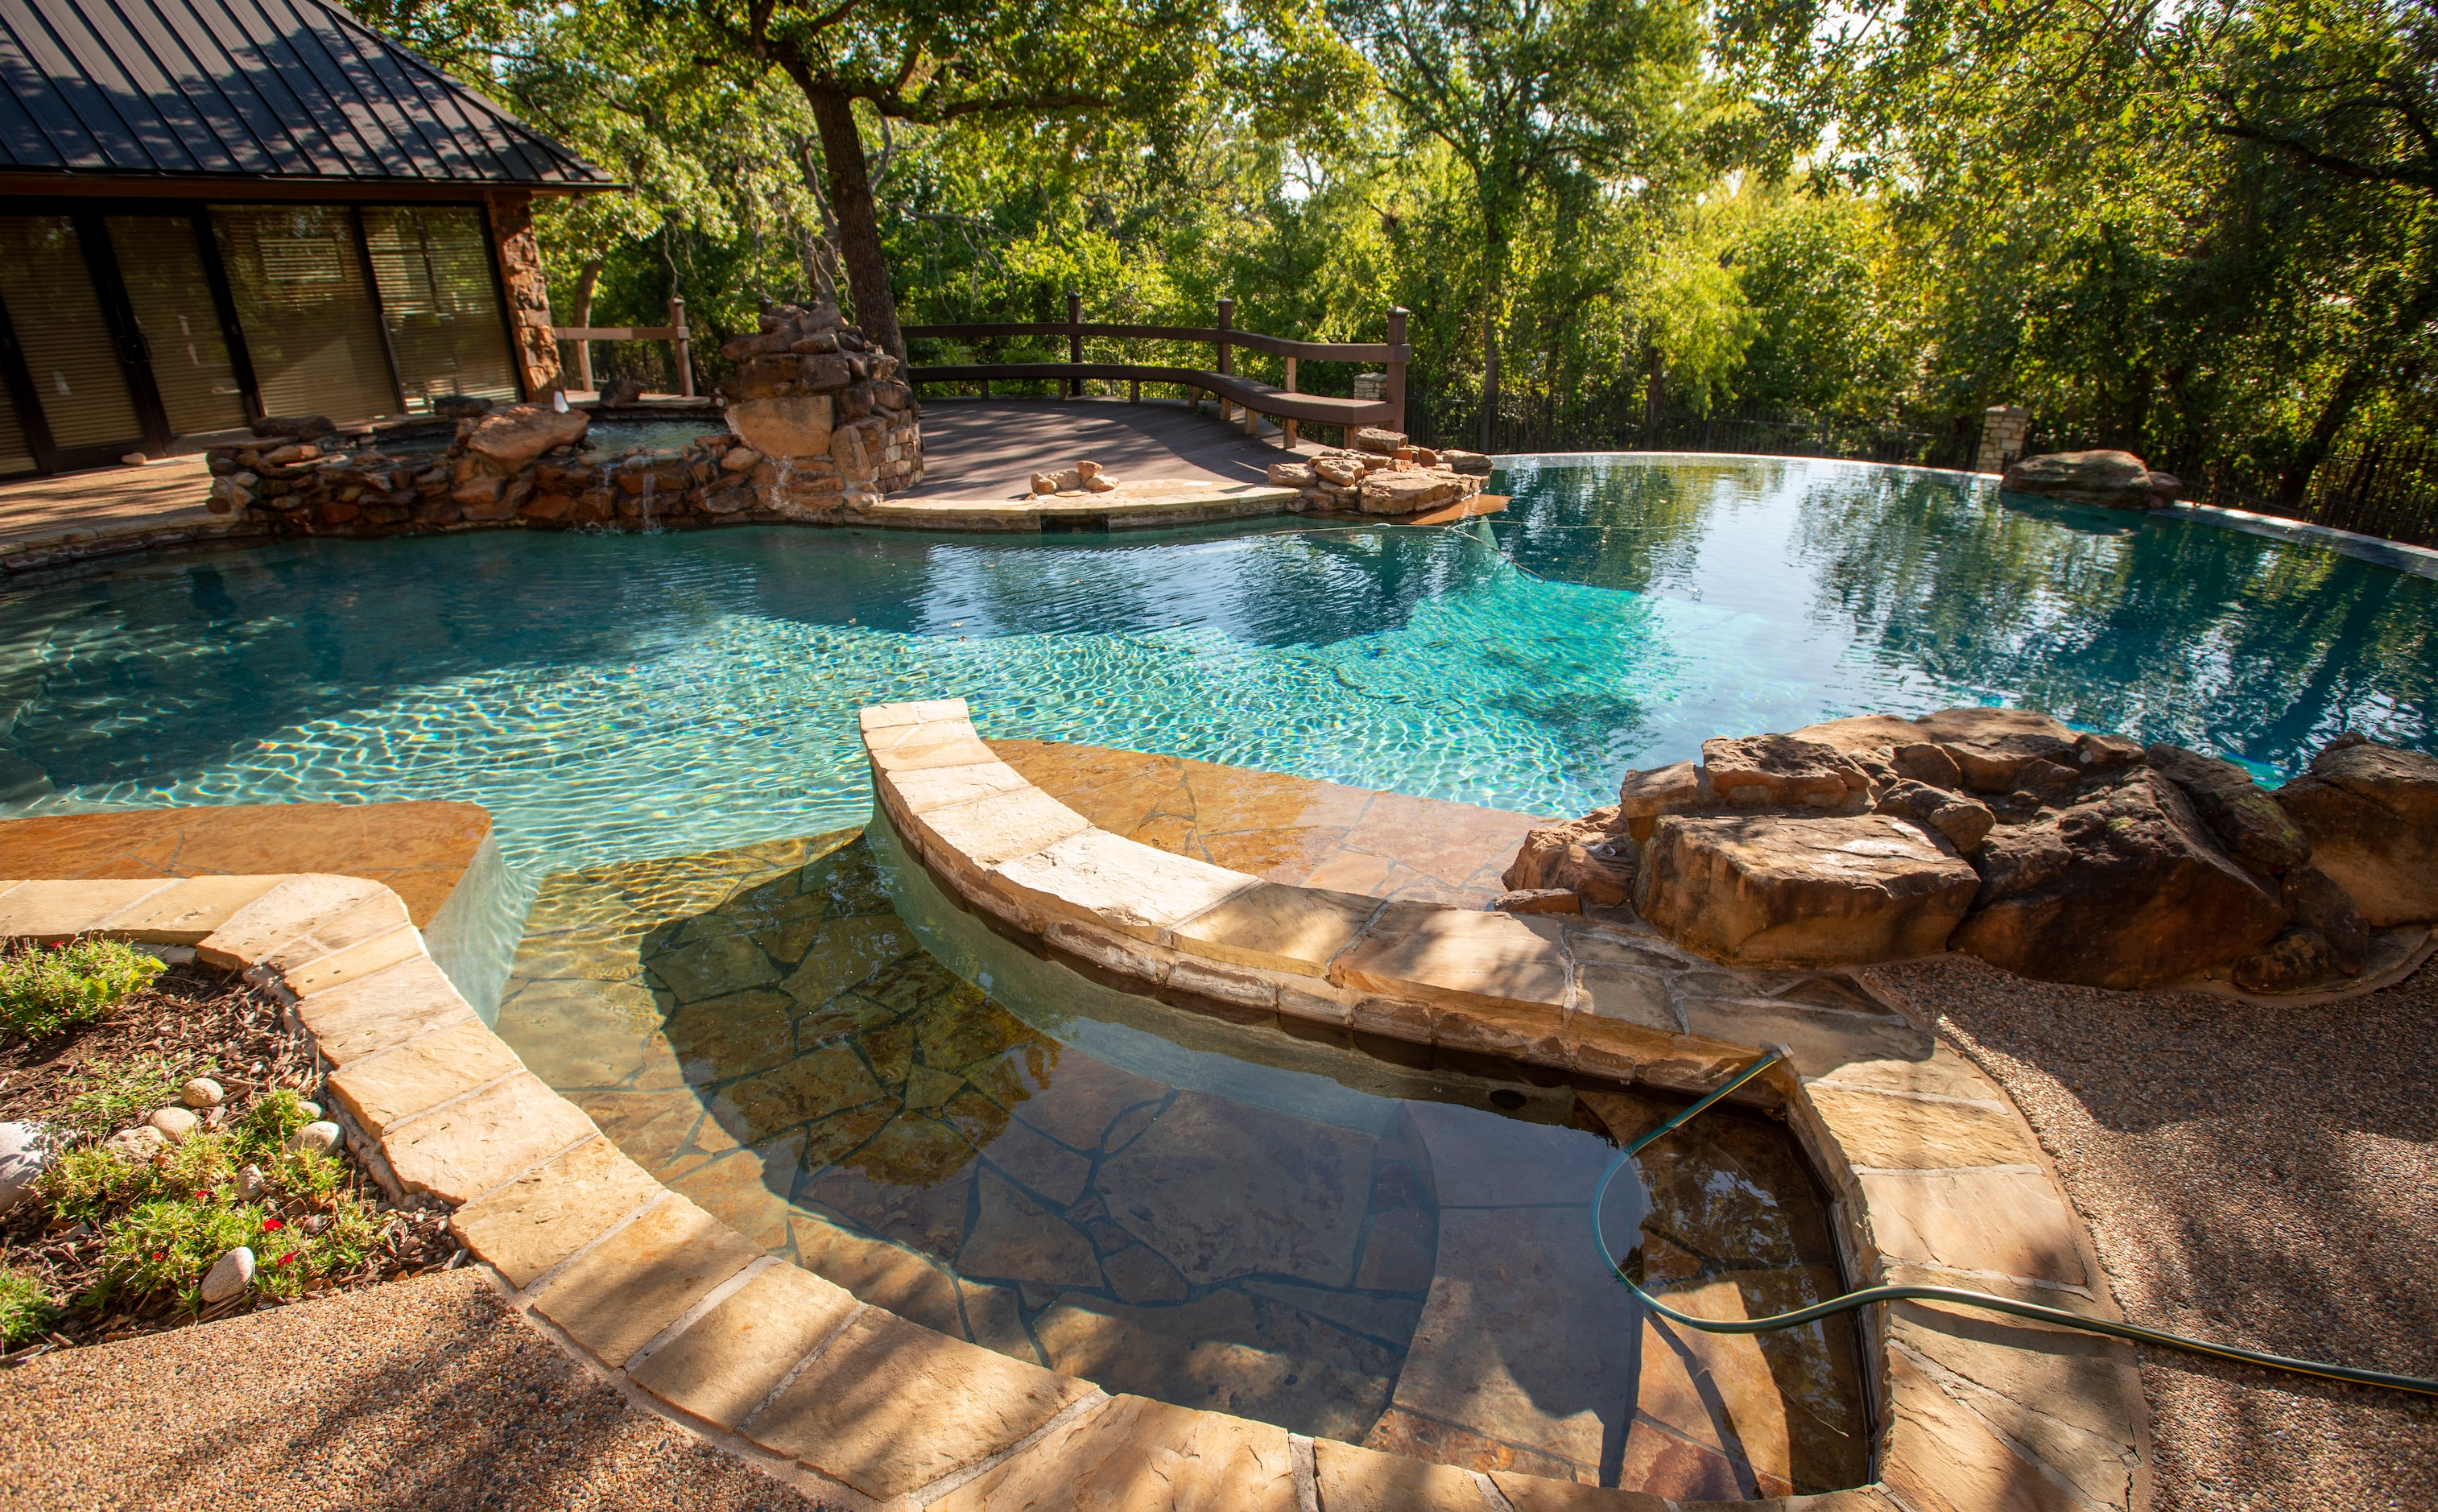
xmin=0 ymin=728 xmax=2153 ymax=1510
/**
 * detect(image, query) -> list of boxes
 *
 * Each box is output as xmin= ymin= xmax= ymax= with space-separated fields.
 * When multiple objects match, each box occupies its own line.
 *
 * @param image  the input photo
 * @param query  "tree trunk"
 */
xmin=2277 ymin=267 xmax=2438 ymax=504
xmin=800 ymin=80 xmax=906 ymax=361
xmin=1480 ymin=235 xmax=1503 ymax=452
xmin=571 ymin=258 xmax=602 ymax=393
xmin=1643 ymin=344 xmax=1666 ymax=432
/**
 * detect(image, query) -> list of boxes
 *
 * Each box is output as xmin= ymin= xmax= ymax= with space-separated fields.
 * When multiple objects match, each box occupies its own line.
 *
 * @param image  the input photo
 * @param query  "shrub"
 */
xmin=90 ymin=1198 xmax=262 ymax=1307
xmin=39 ymin=1145 xmax=159 ymax=1225
xmin=0 ymin=1270 xmax=58 ymax=1347
xmin=57 ymin=1054 xmax=189 ymax=1144
xmin=0 ymin=939 xmax=165 ymax=1040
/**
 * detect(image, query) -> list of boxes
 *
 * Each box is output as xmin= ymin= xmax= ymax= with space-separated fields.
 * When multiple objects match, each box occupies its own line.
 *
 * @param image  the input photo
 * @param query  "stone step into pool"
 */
xmin=494 ymin=824 xmax=1869 ymax=1498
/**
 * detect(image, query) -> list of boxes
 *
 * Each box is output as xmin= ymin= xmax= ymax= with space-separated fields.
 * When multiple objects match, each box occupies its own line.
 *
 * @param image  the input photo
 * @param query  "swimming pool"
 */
xmin=3 ymin=456 xmax=2428 ymax=883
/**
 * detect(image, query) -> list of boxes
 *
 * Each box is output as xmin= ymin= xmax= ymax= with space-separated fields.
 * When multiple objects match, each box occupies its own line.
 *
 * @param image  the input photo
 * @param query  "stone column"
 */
xmin=1975 ymin=405 xmax=2031 ymax=474
xmin=485 ymin=191 xmax=563 ymax=400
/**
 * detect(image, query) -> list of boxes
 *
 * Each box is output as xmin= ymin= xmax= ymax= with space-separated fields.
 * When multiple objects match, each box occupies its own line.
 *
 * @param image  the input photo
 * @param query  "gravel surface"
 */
xmin=1876 ymin=953 xmax=2438 ymax=1512
xmin=0 ymin=1267 xmax=829 ymax=1511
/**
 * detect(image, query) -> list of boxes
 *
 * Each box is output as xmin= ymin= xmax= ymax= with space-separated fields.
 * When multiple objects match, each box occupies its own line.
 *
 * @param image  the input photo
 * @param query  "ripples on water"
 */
xmin=1 ymin=457 xmax=2428 ymax=882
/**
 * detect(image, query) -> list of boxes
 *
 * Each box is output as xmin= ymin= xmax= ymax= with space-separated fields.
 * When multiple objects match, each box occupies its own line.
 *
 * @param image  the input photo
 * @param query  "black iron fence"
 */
xmin=2188 ymin=442 xmax=2438 ymax=548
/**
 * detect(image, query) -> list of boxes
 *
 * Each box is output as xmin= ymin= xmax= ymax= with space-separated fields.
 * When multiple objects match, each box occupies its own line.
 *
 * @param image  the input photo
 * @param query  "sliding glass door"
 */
xmin=0 ymin=215 xmax=146 ymax=471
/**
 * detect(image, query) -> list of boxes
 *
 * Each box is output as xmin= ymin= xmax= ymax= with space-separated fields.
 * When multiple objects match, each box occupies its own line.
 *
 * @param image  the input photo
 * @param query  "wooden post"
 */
xmin=1129 ymin=377 xmax=1139 ymax=403
xmin=1216 ymin=297 xmax=1233 ymax=422
xmin=1066 ymin=290 xmax=1082 ymax=399
xmin=1283 ymin=356 xmax=1297 ymax=449
xmin=1385 ymin=306 xmax=1407 ymax=438
xmin=670 ymin=296 xmax=694 ymax=398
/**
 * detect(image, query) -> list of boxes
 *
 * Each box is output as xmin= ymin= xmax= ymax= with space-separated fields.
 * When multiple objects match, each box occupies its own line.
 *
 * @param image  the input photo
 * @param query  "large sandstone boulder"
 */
xmin=463 ymin=403 xmax=588 ymax=469
xmin=1953 ymin=770 xmax=2287 ymax=988
xmin=1616 ymin=761 xmax=1706 ymax=843
xmin=1700 ymin=734 xmax=1873 ymax=812
xmin=1911 ymin=707 xmax=2080 ymax=793
xmin=2271 ymin=737 xmax=2438 ymax=925
xmin=1502 ymin=806 xmax=1636 ymax=907
xmin=1634 ymin=812 xmax=1981 ymax=968
xmin=727 ymin=395 xmax=833 ymax=459
xmin=2143 ymin=743 xmax=2310 ymax=874
xmin=1874 ymin=778 xmax=1995 ymax=853
xmin=2000 ymin=450 xmax=2160 ymax=511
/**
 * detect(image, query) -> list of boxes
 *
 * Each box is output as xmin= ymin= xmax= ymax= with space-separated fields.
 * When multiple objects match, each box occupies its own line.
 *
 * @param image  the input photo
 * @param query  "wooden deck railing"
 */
xmin=901 ymin=296 xmax=1409 ymax=444
xmin=552 ymin=296 xmax=696 ymax=399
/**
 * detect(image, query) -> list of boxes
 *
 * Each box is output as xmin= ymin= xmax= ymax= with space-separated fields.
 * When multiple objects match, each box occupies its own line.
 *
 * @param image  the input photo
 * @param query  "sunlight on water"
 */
xmin=2 ymin=457 xmax=2428 ymax=883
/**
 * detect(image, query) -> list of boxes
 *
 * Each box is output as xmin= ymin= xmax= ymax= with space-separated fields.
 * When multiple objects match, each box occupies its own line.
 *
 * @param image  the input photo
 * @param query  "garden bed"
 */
xmin=0 ymin=944 xmax=454 ymax=1361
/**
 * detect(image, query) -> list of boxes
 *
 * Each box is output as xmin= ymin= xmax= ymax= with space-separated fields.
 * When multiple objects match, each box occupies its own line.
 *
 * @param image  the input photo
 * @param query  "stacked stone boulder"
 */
xmin=709 ymin=297 xmax=924 ymax=516
xmin=1265 ymin=428 xmax=1490 ymax=514
xmin=1505 ymin=706 xmax=2438 ymax=994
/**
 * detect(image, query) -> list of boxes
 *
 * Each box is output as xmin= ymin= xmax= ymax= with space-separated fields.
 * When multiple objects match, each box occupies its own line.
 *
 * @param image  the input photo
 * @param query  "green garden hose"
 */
xmin=1589 ymin=1049 xmax=2438 ymax=1398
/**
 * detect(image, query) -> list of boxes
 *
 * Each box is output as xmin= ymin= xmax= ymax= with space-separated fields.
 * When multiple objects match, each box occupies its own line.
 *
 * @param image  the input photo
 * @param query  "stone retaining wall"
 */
xmin=1 ymin=759 xmax=2153 ymax=1510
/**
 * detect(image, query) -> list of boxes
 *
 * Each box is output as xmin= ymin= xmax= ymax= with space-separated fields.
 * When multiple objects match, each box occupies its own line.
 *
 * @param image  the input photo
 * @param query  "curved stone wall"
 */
xmin=2 ymin=738 xmax=2155 ymax=1509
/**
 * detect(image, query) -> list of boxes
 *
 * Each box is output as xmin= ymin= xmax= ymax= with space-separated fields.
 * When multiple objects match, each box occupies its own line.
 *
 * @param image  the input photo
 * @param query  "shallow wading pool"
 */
xmin=495 ymin=820 xmax=1868 ymax=1497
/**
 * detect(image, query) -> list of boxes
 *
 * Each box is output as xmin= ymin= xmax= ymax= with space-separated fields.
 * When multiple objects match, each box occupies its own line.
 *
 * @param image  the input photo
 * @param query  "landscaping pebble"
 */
xmin=180 ymin=1077 xmax=225 ymax=1108
xmin=199 ymin=1246 xmax=255 ymax=1303
xmin=236 ymin=1163 xmax=266 ymax=1200
xmin=0 ymin=1121 xmax=46 ymax=1214
xmin=147 ymin=1106 xmax=198 ymax=1142
xmin=291 ymin=1121 xmax=341 ymax=1154
xmin=102 ymin=1126 xmax=167 ymax=1157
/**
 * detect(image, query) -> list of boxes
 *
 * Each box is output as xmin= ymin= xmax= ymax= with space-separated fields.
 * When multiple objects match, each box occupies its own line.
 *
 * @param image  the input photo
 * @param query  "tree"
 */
xmin=1324 ymin=0 xmax=1712 ymax=446
xmin=654 ymin=0 xmax=1360 ymax=358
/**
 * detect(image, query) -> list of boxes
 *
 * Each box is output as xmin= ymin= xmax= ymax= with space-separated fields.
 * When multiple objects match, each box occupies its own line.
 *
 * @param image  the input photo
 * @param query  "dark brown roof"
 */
xmin=0 ymin=0 xmax=612 ymax=188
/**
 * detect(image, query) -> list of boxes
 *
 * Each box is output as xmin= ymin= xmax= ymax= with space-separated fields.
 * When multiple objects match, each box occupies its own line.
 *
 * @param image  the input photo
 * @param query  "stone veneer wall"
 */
xmin=484 ymin=191 xmax=563 ymax=402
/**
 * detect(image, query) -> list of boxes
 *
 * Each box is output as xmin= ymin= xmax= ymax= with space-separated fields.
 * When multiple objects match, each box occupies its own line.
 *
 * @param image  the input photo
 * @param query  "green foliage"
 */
xmin=56 ymin=1055 xmax=189 ymax=1146
xmin=0 ymin=1270 xmax=59 ymax=1348
xmin=0 ymin=940 xmax=165 ymax=1041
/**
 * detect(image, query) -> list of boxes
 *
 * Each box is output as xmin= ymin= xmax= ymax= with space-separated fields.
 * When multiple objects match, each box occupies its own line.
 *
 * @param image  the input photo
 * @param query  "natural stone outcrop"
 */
xmin=462 ymin=403 xmax=589 ymax=469
xmin=1500 ymin=806 xmax=1635 ymax=906
xmin=1701 ymin=734 xmax=1873 ymax=812
xmin=1615 ymin=760 xmax=1705 ymax=842
xmin=1910 ymin=707 xmax=2080 ymax=793
xmin=2000 ymin=449 xmax=2168 ymax=510
xmin=1874 ymin=778 xmax=1995 ymax=854
xmin=2144 ymin=743 xmax=2310 ymax=874
xmin=725 ymin=395 xmax=832 ymax=460
xmin=718 ymin=298 xmax=923 ymax=492
xmin=2271 ymin=736 xmax=2438 ymax=926
xmin=1953 ymin=770 xmax=2287 ymax=988
xmin=1267 ymin=440 xmax=1486 ymax=516
xmin=1635 ymin=812 xmax=1981 ymax=967
xmin=2279 ymin=865 xmax=2370 ymax=973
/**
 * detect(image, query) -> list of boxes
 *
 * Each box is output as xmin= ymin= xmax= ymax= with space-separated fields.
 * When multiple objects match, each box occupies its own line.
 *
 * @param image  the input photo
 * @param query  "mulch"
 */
xmin=0 ymin=956 xmax=453 ymax=1360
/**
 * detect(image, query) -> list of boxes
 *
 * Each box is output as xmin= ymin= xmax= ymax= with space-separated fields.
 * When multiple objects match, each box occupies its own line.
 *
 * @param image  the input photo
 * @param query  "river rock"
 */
xmin=462 ymin=403 xmax=589 ymax=469
xmin=200 ymin=1246 xmax=256 ymax=1304
xmin=1500 ymin=807 xmax=1635 ymax=907
xmin=725 ymin=395 xmax=833 ymax=460
xmin=105 ymin=1126 xmax=167 ymax=1158
xmin=181 ymin=1078 xmax=225 ymax=1109
xmin=2279 ymin=865 xmax=2370 ymax=974
xmin=1701 ymin=734 xmax=1874 ymax=812
xmin=237 ymin=1163 xmax=267 ymax=1200
xmin=1912 ymin=707 xmax=2080 ymax=792
xmin=292 ymin=1121 xmax=343 ymax=1155
xmin=2001 ymin=449 xmax=2160 ymax=510
xmin=2231 ymin=929 xmax=2345 ymax=994
xmin=149 ymin=1106 xmax=199 ymax=1143
xmin=0 ymin=1122 xmax=47 ymax=1215
xmin=1634 ymin=812 xmax=1980 ymax=967
xmin=1874 ymin=778 xmax=1996 ymax=853
xmin=2145 ymin=744 xmax=2310 ymax=874
xmin=2271 ymin=737 xmax=2438 ymax=926
xmin=1953 ymin=770 xmax=2287 ymax=988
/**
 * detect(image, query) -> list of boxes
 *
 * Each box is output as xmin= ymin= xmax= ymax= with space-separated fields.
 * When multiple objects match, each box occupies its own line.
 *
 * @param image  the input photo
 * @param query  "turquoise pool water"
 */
xmin=2 ymin=456 xmax=2429 ymax=882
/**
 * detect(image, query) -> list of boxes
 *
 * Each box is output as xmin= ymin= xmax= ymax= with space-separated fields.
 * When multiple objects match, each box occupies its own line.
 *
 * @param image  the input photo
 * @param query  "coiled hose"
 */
xmin=1589 ymin=1048 xmax=2438 ymax=1398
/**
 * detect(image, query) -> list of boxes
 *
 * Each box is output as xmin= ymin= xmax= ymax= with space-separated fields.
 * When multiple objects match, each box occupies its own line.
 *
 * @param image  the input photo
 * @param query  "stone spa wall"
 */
xmin=206 ymin=299 xmax=923 ymax=538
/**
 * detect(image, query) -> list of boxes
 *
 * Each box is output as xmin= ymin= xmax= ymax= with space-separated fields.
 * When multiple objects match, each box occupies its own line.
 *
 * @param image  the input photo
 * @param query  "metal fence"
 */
xmin=2184 ymin=443 xmax=2438 ymax=549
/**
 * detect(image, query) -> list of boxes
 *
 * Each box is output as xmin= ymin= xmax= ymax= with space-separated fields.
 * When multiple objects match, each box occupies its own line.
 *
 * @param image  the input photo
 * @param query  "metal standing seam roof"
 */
xmin=0 ymin=0 xmax=613 ymax=188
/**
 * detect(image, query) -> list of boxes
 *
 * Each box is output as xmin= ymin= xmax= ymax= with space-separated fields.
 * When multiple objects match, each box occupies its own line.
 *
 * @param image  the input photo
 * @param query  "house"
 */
xmin=0 ymin=0 xmax=613 ymax=476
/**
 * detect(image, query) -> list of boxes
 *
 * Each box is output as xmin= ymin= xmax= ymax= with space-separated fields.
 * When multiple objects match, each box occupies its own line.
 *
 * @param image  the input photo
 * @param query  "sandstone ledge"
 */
xmin=853 ymin=700 xmax=2155 ymax=1511
xmin=0 ymin=754 xmax=2155 ymax=1510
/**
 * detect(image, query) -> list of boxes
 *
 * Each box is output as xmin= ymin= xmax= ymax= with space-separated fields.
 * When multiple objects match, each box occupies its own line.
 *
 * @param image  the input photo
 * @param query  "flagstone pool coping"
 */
xmin=0 ymin=715 xmax=2151 ymax=1510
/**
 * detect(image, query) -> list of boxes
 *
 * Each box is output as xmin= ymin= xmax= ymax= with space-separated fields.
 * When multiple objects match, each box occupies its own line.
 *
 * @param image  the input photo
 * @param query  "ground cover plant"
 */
xmin=0 ymin=946 xmax=452 ymax=1359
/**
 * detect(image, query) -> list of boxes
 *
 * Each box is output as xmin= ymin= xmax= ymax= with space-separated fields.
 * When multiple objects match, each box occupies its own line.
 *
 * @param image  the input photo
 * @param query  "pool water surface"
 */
xmin=495 ymin=820 xmax=1866 ymax=1497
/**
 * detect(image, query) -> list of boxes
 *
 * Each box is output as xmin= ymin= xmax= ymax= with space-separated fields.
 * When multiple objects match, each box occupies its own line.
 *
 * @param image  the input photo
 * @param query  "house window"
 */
xmin=104 ymin=215 xmax=248 ymax=439
xmin=210 ymin=205 xmax=398 ymax=423
xmin=0 ymin=215 xmax=143 ymax=452
xmin=362 ymin=207 xmax=519 ymax=411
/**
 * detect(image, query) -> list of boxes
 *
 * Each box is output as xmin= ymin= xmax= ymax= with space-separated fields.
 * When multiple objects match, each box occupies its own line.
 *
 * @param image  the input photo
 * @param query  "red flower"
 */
xmin=46 ymin=940 xmax=64 ymax=951
xmin=276 ymin=1251 xmax=298 ymax=1266
xmin=151 ymin=1251 xmax=164 ymax=1261
xmin=261 ymin=1217 xmax=284 ymax=1231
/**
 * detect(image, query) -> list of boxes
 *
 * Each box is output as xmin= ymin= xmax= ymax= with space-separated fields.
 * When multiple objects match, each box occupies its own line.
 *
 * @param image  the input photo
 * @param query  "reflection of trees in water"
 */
xmin=1787 ymin=479 xmax=2435 ymax=770
xmin=1494 ymin=459 xmax=1773 ymax=593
